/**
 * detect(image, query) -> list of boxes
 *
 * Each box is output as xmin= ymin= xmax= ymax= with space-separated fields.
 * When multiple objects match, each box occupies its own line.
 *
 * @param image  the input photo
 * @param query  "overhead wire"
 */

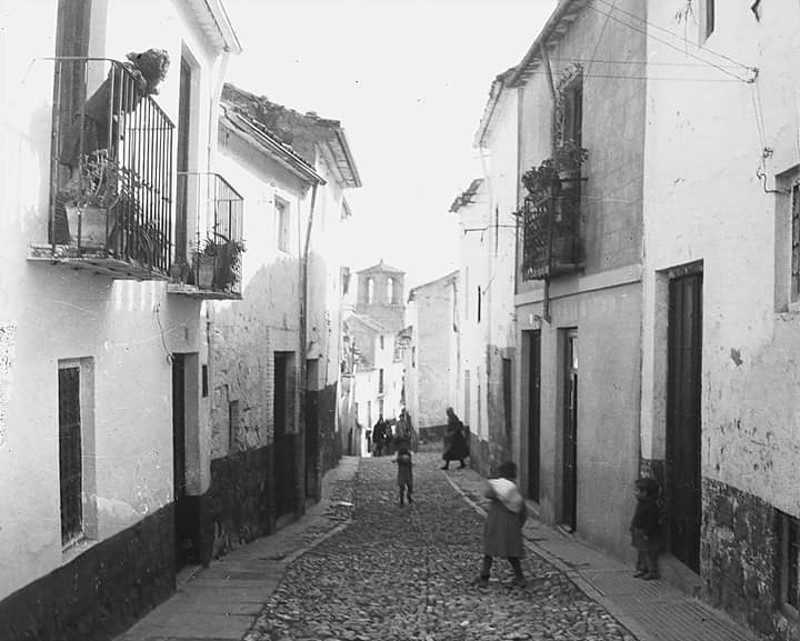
xmin=592 ymin=0 xmax=756 ymax=75
xmin=584 ymin=2 xmax=755 ymax=83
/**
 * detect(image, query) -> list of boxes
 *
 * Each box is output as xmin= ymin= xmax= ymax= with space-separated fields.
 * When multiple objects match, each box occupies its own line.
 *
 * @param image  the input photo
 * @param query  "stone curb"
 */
xmin=442 ymin=471 xmax=656 ymax=641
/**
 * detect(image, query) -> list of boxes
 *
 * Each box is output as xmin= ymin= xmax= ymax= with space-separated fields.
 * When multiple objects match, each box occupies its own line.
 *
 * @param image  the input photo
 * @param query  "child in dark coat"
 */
xmin=477 ymin=461 xmax=528 ymax=588
xmin=630 ymin=477 xmax=661 ymax=580
xmin=393 ymin=439 xmax=413 ymax=506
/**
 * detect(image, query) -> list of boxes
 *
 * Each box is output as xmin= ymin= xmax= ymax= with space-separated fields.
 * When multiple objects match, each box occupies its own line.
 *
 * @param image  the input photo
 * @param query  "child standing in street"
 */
xmin=477 ymin=461 xmax=528 ymax=588
xmin=630 ymin=477 xmax=661 ymax=580
xmin=393 ymin=438 xmax=413 ymax=506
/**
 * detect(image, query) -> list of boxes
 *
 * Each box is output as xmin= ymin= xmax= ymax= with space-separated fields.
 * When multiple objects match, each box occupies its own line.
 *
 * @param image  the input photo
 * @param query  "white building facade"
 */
xmin=0 ymin=1 xmax=241 ymax=639
xmin=640 ymin=2 xmax=800 ymax=638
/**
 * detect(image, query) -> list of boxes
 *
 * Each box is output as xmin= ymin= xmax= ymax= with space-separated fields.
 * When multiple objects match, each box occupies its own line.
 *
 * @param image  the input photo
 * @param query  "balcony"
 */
xmin=29 ymin=58 xmax=174 ymax=280
xmin=521 ymin=179 xmax=583 ymax=281
xmin=167 ymin=173 xmax=245 ymax=300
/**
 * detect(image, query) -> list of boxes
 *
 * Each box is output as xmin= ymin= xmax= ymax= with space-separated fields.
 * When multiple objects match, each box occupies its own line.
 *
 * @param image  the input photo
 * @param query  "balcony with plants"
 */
xmin=29 ymin=56 xmax=174 ymax=280
xmin=519 ymin=139 xmax=587 ymax=281
xmin=168 ymin=172 xmax=245 ymax=300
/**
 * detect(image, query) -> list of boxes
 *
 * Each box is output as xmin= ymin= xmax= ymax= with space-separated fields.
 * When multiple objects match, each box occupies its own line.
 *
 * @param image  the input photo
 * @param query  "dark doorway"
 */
xmin=502 ymin=357 xmax=513 ymax=454
xmin=274 ymin=352 xmax=296 ymax=517
xmin=562 ymin=330 xmax=578 ymax=532
xmin=305 ymin=358 xmax=320 ymax=501
xmin=667 ymin=268 xmax=703 ymax=573
xmin=172 ymin=354 xmax=191 ymax=568
xmin=525 ymin=331 xmax=542 ymax=501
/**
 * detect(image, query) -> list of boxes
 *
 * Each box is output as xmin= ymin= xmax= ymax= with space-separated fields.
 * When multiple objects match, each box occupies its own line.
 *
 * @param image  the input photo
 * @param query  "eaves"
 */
xmin=507 ymin=0 xmax=588 ymax=88
xmin=221 ymin=110 xmax=325 ymax=185
xmin=183 ymin=0 xmax=243 ymax=54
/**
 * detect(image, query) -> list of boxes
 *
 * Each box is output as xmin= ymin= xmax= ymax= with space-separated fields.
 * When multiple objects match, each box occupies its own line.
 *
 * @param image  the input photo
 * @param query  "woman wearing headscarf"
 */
xmin=441 ymin=407 xmax=469 ymax=470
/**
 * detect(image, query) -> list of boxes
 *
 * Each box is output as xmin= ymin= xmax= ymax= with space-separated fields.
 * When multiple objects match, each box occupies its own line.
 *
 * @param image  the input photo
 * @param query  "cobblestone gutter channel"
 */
xmin=243 ymin=454 xmax=637 ymax=641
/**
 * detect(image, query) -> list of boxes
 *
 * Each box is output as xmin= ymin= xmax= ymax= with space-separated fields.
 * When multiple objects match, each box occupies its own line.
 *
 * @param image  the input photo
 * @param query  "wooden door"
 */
xmin=172 ymin=354 xmax=189 ymax=568
xmin=526 ymin=331 xmax=542 ymax=501
xmin=274 ymin=353 xmax=295 ymax=517
xmin=562 ymin=330 xmax=578 ymax=531
xmin=667 ymin=271 xmax=703 ymax=572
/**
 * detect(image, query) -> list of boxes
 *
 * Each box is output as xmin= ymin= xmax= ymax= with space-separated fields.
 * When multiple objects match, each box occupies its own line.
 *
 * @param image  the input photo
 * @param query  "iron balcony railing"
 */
xmin=521 ymin=179 xmax=583 ymax=281
xmin=49 ymin=57 xmax=174 ymax=276
xmin=176 ymin=172 xmax=245 ymax=298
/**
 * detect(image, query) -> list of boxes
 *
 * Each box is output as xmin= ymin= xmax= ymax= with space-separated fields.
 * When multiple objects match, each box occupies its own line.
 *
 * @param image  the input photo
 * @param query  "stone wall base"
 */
xmin=208 ymin=445 xmax=273 ymax=559
xmin=702 ymin=477 xmax=796 ymax=641
xmin=0 ymin=504 xmax=175 ymax=641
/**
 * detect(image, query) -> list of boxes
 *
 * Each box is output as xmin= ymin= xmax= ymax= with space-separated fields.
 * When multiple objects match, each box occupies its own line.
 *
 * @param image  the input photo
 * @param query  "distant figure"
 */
xmin=476 ymin=461 xmax=528 ymax=588
xmin=372 ymin=417 xmax=387 ymax=457
xmin=392 ymin=438 xmax=414 ymax=506
xmin=441 ymin=407 xmax=469 ymax=470
xmin=384 ymin=419 xmax=396 ymax=456
xmin=397 ymin=408 xmax=418 ymax=451
xmin=630 ymin=477 xmax=661 ymax=580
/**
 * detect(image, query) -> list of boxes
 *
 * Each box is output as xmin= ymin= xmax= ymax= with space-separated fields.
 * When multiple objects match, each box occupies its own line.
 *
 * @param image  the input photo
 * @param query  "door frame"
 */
xmin=560 ymin=328 xmax=578 ymax=532
xmin=665 ymin=263 xmax=703 ymax=573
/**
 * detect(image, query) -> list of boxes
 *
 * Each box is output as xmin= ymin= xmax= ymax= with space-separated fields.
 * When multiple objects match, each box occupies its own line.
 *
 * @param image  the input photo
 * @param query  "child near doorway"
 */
xmin=476 ymin=461 xmax=528 ymax=588
xmin=393 ymin=438 xmax=413 ymax=506
xmin=630 ymin=477 xmax=661 ymax=580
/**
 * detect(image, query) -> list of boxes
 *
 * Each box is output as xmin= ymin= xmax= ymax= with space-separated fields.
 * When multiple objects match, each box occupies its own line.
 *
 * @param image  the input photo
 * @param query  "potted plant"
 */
xmin=521 ymin=158 xmax=559 ymax=200
xmin=61 ymin=150 xmax=123 ymax=249
xmin=554 ymin=139 xmax=588 ymax=182
xmin=213 ymin=236 xmax=245 ymax=291
xmin=196 ymin=238 xmax=218 ymax=290
xmin=195 ymin=235 xmax=245 ymax=291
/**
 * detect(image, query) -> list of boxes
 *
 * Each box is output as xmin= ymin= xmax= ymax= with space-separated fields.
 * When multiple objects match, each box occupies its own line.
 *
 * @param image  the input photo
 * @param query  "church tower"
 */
xmin=355 ymin=260 xmax=405 ymax=332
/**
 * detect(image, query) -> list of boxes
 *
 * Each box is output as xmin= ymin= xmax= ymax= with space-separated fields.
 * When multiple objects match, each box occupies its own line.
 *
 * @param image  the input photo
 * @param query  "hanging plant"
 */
xmin=521 ymin=158 xmax=559 ymax=197
xmin=554 ymin=139 xmax=589 ymax=174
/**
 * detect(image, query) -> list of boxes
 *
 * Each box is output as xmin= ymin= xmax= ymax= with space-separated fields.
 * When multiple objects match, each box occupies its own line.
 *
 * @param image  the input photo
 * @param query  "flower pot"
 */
xmin=66 ymin=206 xmax=109 ymax=250
xmin=197 ymin=255 xmax=216 ymax=290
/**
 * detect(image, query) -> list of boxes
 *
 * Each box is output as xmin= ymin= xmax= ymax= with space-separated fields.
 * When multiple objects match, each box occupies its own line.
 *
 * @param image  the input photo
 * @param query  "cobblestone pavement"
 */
xmin=244 ymin=453 xmax=638 ymax=641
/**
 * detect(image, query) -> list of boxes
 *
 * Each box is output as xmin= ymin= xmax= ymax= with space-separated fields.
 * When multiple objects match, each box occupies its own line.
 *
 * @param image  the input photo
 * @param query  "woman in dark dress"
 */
xmin=441 ymin=407 xmax=469 ymax=470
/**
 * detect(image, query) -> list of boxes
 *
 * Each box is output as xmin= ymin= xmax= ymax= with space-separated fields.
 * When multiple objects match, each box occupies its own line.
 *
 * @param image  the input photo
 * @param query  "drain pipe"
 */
xmin=297 ymin=181 xmax=319 ymax=516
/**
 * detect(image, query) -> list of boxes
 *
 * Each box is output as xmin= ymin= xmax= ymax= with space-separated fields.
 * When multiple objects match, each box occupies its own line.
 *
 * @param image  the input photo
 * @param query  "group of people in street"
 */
xmin=370 ymin=408 xmax=417 ymax=457
xmin=385 ymin=404 xmax=663 ymax=588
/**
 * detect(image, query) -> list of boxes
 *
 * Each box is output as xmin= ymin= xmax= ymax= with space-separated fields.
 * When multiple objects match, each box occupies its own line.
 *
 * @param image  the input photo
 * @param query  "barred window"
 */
xmin=59 ymin=365 xmax=82 ymax=546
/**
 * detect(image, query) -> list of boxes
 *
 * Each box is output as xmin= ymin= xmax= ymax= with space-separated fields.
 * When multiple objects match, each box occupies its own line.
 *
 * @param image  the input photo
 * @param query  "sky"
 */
xmin=222 ymin=0 xmax=556 ymax=288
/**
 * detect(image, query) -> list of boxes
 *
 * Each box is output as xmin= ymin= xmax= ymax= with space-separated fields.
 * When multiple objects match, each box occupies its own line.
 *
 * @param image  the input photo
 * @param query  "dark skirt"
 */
xmin=483 ymin=501 xmax=525 ymax=558
xmin=443 ymin=431 xmax=469 ymax=461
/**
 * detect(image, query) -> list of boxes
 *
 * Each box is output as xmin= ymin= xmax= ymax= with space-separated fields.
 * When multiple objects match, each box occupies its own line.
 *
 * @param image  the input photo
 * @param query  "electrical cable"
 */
xmin=593 ymin=0 xmax=756 ymax=74
xmin=584 ymin=2 xmax=755 ymax=83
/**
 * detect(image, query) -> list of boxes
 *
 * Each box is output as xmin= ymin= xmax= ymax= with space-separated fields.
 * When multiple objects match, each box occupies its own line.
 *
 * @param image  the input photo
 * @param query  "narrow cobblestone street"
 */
xmin=244 ymin=453 xmax=637 ymax=641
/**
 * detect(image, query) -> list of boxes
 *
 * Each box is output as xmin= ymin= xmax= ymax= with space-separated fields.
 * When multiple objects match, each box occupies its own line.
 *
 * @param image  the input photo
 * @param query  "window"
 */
xmin=229 ymin=399 xmax=240 ymax=452
xmin=387 ymin=277 xmax=394 ymax=304
xmin=276 ymin=197 xmax=290 ymax=252
xmin=477 ymin=286 xmax=482 ymax=323
xmin=703 ymin=0 xmax=715 ymax=40
xmin=380 ymin=335 xmax=385 ymax=350
xmin=411 ymin=346 xmax=416 ymax=368
xmin=791 ymin=184 xmax=800 ymax=302
xmin=341 ymin=266 xmax=351 ymax=295
xmin=379 ymin=368 xmax=384 ymax=394
xmin=778 ymin=510 xmax=799 ymax=612
xmin=367 ymin=277 xmax=374 ymax=305
xmin=58 ymin=358 xmax=94 ymax=547
xmin=202 ymin=364 xmax=208 ymax=397
xmin=59 ymin=364 xmax=82 ymax=546
xmin=561 ymin=82 xmax=583 ymax=147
